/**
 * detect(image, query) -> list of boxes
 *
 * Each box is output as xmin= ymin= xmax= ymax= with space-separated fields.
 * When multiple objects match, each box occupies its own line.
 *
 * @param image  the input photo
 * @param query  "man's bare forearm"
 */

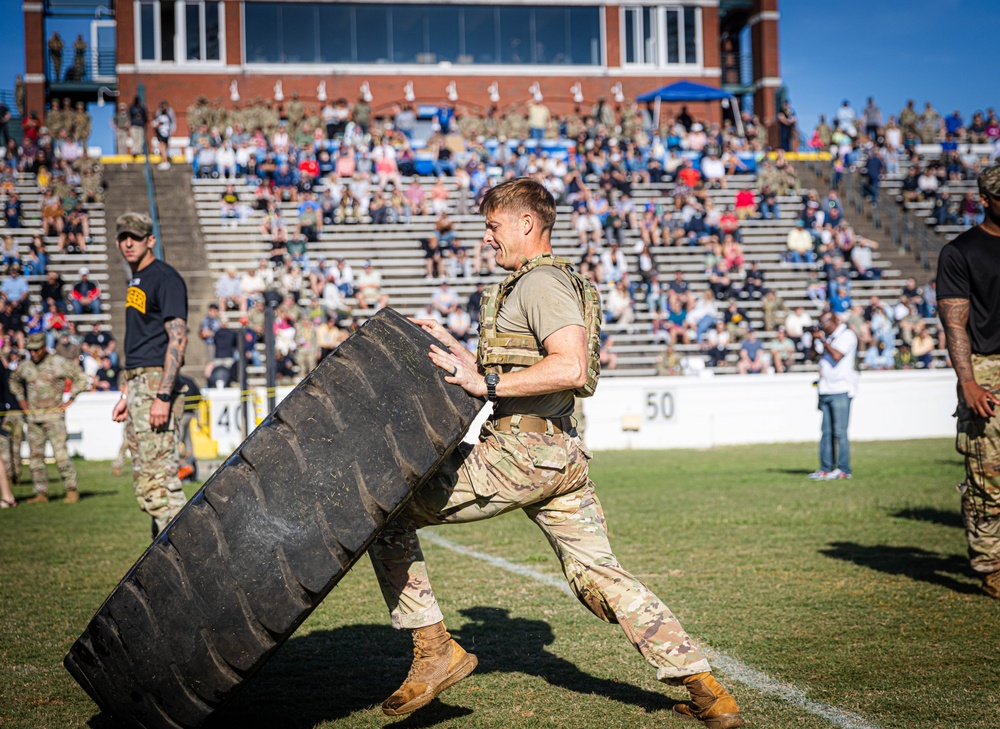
xmin=939 ymin=298 xmax=975 ymax=384
xmin=159 ymin=318 xmax=188 ymax=395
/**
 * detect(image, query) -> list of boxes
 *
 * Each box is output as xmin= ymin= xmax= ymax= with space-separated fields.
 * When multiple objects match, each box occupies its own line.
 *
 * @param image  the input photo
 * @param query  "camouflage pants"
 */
xmin=2 ymin=413 xmax=25 ymax=482
xmin=369 ymin=421 xmax=711 ymax=680
xmin=112 ymin=423 xmax=132 ymax=473
xmin=125 ymin=371 xmax=187 ymax=534
xmin=956 ymin=355 xmax=1000 ymax=575
xmin=26 ymin=417 xmax=77 ymax=494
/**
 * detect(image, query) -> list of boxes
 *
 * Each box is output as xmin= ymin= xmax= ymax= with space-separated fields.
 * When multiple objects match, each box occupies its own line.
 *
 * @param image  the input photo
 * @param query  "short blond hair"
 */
xmin=480 ymin=178 xmax=556 ymax=234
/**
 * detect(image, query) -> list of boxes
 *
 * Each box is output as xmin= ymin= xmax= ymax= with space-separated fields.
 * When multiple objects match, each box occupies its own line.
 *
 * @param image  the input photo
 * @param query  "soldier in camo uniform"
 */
xmin=369 ymin=178 xmax=744 ymax=728
xmin=938 ymin=165 xmax=1000 ymax=600
xmin=111 ymin=212 xmax=189 ymax=538
xmin=11 ymin=332 xmax=89 ymax=503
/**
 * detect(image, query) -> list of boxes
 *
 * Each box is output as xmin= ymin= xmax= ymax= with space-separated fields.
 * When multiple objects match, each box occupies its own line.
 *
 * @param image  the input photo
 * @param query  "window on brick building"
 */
xmin=243 ymin=3 xmax=603 ymax=66
xmin=623 ymin=5 xmax=702 ymax=68
xmin=136 ymin=0 xmax=223 ymax=64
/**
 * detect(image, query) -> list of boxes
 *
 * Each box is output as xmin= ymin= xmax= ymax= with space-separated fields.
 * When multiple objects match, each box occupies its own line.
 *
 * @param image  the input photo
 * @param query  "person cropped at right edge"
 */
xmin=937 ymin=164 xmax=1000 ymax=600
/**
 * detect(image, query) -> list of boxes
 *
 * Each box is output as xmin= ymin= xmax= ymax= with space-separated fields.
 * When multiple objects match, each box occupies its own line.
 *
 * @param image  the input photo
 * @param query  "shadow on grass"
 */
xmin=891 ymin=507 xmax=963 ymax=529
xmin=820 ymin=541 xmax=980 ymax=595
xmin=182 ymin=607 xmax=674 ymax=728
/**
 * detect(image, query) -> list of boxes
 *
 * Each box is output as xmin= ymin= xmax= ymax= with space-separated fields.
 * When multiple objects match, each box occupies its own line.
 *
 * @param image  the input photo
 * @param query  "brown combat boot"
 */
xmin=25 ymin=492 xmax=49 ymax=504
xmin=984 ymin=571 xmax=1000 ymax=600
xmin=672 ymin=672 xmax=745 ymax=728
xmin=64 ymin=489 xmax=80 ymax=504
xmin=382 ymin=621 xmax=477 ymax=716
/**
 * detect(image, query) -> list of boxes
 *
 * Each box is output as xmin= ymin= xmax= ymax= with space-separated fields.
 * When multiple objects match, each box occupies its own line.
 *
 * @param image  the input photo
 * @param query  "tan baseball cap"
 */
xmin=25 ymin=332 xmax=47 ymax=351
xmin=116 ymin=212 xmax=153 ymax=240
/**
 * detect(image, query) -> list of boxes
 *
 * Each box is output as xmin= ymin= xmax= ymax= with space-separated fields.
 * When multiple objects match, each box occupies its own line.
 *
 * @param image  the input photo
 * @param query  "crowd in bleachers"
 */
xmin=0 ymin=98 xmax=115 ymax=392
xmin=809 ymin=98 xmax=998 ymax=234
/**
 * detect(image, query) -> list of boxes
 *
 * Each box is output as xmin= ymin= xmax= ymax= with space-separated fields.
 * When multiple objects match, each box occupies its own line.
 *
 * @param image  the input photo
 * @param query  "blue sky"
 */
xmin=1 ymin=1 xmax=997 ymax=152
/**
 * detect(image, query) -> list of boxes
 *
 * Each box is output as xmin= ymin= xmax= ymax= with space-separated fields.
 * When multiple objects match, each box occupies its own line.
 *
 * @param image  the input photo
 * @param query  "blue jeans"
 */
xmin=819 ymin=393 xmax=852 ymax=473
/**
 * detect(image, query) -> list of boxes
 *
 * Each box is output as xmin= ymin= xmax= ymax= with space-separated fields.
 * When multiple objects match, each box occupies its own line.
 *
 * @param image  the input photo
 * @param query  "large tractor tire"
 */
xmin=64 ymin=309 xmax=484 ymax=728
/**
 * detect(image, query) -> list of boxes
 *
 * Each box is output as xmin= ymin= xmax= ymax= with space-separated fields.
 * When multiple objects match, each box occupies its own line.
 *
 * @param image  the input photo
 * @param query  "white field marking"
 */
xmin=422 ymin=531 xmax=881 ymax=729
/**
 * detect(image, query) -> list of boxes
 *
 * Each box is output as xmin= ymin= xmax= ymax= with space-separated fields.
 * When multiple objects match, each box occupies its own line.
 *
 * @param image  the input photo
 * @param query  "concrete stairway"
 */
xmin=797 ymin=161 xmax=942 ymax=283
xmin=151 ymin=165 xmax=214 ymax=378
xmin=101 ymin=164 xmax=150 ymax=350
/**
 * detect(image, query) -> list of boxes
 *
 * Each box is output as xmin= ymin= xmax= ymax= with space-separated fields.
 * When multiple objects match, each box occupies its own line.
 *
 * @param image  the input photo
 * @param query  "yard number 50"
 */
xmin=644 ymin=391 xmax=675 ymax=420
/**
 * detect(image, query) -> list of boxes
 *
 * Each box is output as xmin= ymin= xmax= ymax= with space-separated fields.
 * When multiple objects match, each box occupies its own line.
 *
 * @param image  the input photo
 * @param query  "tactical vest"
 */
xmin=477 ymin=255 xmax=602 ymax=397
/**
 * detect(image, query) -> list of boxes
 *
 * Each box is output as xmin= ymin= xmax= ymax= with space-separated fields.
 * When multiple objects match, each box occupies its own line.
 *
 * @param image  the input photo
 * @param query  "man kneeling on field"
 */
xmin=369 ymin=178 xmax=744 ymax=728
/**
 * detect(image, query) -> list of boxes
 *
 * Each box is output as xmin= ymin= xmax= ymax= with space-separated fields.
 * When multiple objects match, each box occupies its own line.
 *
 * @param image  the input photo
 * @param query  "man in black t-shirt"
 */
xmin=110 ymin=212 xmax=189 ymax=538
xmin=937 ymin=164 xmax=1000 ymax=600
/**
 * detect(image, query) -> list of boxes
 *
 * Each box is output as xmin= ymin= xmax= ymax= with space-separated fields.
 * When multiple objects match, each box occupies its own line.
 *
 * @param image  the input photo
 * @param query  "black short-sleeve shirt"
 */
xmin=124 ymin=259 xmax=188 ymax=367
xmin=936 ymin=226 xmax=1000 ymax=355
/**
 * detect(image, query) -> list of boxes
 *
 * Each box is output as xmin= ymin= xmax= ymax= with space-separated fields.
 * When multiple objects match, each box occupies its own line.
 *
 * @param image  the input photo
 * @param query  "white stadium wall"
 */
xmin=62 ymin=370 xmax=957 ymax=461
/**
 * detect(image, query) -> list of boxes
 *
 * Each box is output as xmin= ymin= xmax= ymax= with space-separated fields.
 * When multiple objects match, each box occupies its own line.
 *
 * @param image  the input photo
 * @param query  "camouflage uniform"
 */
xmin=369 ymin=258 xmax=712 ymax=681
xmin=123 ymin=369 xmax=187 ymax=534
xmin=955 ymin=355 xmax=1000 ymax=575
xmin=10 ymin=350 xmax=89 ymax=495
xmin=1 ymin=412 xmax=25 ymax=482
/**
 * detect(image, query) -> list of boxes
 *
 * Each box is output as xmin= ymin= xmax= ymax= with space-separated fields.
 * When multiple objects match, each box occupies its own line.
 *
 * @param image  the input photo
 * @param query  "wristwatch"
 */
xmin=484 ymin=373 xmax=500 ymax=402
xmin=155 ymin=393 xmax=172 ymax=403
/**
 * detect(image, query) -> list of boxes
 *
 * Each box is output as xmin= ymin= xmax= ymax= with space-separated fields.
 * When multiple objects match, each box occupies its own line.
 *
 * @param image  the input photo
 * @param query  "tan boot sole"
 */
xmin=672 ymin=706 xmax=745 ymax=729
xmin=382 ymin=652 xmax=478 ymax=716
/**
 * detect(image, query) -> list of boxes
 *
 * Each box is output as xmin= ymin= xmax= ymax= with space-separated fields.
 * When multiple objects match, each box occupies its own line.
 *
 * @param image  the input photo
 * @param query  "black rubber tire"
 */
xmin=64 ymin=309 xmax=484 ymax=728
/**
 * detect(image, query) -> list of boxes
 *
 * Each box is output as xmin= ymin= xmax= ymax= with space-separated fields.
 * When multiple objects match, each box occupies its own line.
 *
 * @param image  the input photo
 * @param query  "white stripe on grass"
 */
xmin=422 ymin=531 xmax=880 ymax=729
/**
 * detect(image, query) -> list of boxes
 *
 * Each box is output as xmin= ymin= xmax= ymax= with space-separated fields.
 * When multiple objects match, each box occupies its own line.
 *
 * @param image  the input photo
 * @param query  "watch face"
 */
xmin=486 ymin=374 xmax=499 ymax=385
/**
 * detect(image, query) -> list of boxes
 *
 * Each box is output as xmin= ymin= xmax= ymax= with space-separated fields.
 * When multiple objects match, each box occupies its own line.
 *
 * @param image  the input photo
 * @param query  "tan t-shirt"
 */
xmin=492 ymin=265 xmax=585 ymax=418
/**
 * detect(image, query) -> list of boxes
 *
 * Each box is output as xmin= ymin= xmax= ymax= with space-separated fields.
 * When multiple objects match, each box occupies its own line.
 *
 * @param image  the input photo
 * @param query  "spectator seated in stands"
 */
xmin=910 ymin=323 xmax=936 ymax=368
xmin=708 ymin=261 xmax=735 ymax=300
xmin=863 ymin=340 xmax=895 ymax=370
xmin=297 ymin=192 xmax=322 ymax=241
xmin=446 ymin=304 xmax=472 ymax=346
xmin=59 ymin=208 xmax=89 ymax=253
xmin=701 ymin=153 xmax=726 ymax=190
xmin=959 ymin=191 xmax=982 ymax=227
xmin=2 ymin=263 xmax=29 ymax=317
xmin=604 ymin=280 xmax=635 ymax=329
xmin=786 ymin=221 xmax=816 ymax=263
xmin=219 ymin=184 xmax=240 ymax=227
xmin=758 ymin=184 xmax=779 ymax=220
xmin=769 ymin=327 xmax=796 ymax=373
xmin=83 ymin=321 xmax=117 ymax=366
xmin=740 ymin=261 xmax=767 ymax=300
xmin=216 ymin=267 xmax=245 ymax=312
xmin=930 ymin=191 xmax=960 ymax=226
xmin=71 ymin=267 xmax=101 ymax=315
xmin=40 ymin=189 xmax=64 ymax=236
xmin=0 ymin=235 xmax=18 ymax=267
xmin=355 ymin=260 xmax=389 ymax=311
xmin=723 ymin=299 xmax=750 ymax=342
xmin=736 ymin=329 xmax=766 ymax=375
xmin=194 ymin=138 xmax=217 ymax=179
xmin=702 ymin=320 xmax=730 ymax=367
xmin=850 ymin=238 xmax=881 ymax=280
xmin=600 ymin=243 xmax=628 ymax=285
xmin=4 ymin=191 xmax=21 ymax=228
xmin=42 ymin=297 xmax=68 ymax=348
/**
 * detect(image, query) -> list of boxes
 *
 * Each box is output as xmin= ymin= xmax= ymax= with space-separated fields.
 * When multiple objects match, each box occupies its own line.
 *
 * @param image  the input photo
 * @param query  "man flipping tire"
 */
xmin=369 ymin=178 xmax=744 ymax=728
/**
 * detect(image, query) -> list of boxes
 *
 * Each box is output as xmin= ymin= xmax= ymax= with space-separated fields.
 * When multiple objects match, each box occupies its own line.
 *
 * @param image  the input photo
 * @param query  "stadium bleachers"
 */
xmin=192 ymin=173 xmax=912 ymax=378
xmin=1 ymin=171 xmax=112 ymax=328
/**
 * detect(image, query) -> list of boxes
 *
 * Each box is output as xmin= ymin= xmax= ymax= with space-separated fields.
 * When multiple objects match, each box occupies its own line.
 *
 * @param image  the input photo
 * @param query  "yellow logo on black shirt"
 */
xmin=126 ymin=286 xmax=147 ymax=314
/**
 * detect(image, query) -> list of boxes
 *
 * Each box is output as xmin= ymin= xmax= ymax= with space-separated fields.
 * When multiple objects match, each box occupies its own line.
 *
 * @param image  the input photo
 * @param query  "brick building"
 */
xmin=24 ymin=0 xmax=782 ymax=141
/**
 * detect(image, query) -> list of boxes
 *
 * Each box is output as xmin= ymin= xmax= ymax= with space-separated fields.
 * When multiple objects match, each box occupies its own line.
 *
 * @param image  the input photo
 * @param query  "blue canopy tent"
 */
xmin=636 ymin=81 xmax=744 ymax=138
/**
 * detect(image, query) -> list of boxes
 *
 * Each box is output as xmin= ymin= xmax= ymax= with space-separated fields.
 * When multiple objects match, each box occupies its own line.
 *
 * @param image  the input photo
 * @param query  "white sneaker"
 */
xmin=824 ymin=468 xmax=852 ymax=480
xmin=807 ymin=470 xmax=829 ymax=480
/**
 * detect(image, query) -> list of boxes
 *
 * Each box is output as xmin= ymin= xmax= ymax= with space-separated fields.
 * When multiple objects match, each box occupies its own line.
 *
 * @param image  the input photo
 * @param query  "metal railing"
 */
xmin=807 ymin=157 xmax=943 ymax=270
xmin=137 ymin=84 xmax=165 ymax=260
xmin=45 ymin=48 xmax=116 ymax=83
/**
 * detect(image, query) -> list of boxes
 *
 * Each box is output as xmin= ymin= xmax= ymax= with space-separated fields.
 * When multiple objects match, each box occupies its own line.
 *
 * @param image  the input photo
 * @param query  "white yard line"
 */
xmin=422 ymin=532 xmax=880 ymax=729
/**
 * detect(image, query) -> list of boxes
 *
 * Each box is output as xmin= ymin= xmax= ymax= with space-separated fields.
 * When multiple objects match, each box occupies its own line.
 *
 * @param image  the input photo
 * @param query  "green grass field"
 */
xmin=2 ymin=439 xmax=998 ymax=729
